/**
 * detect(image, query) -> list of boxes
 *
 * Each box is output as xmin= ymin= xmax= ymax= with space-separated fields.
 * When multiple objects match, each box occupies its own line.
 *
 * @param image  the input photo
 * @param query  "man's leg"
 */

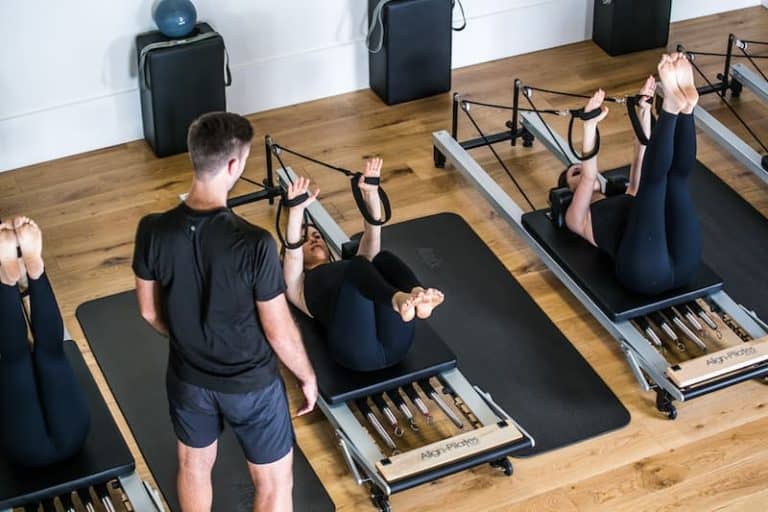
xmin=177 ymin=440 xmax=218 ymax=512
xmin=222 ymin=378 xmax=295 ymax=512
xmin=166 ymin=369 xmax=222 ymax=512
xmin=248 ymin=449 xmax=294 ymax=512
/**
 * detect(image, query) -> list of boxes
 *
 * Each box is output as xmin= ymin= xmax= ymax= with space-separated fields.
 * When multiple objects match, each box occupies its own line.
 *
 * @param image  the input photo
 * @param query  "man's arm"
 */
xmin=257 ymin=293 xmax=317 ymax=416
xmin=135 ymin=277 xmax=169 ymax=336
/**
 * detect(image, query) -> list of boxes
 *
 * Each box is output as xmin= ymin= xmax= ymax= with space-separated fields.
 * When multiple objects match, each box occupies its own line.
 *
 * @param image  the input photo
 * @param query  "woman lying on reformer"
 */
xmin=281 ymin=157 xmax=445 ymax=372
xmin=0 ymin=217 xmax=90 ymax=467
xmin=558 ymin=53 xmax=702 ymax=296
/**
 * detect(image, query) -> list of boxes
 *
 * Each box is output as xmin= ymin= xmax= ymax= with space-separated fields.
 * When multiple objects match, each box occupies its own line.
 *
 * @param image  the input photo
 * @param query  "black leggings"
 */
xmin=328 ymin=251 xmax=421 ymax=372
xmin=616 ymin=111 xmax=702 ymax=295
xmin=0 ymin=274 xmax=90 ymax=468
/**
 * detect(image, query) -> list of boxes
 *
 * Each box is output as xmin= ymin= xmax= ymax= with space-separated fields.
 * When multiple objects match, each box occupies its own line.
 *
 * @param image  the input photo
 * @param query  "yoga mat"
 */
xmin=76 ymin=293 xmax=335 ymax=512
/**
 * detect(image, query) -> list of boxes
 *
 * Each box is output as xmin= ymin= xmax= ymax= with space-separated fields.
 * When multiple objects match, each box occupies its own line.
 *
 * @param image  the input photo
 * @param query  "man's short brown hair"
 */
xmin=187 ymin=112 xmax=254 ymax=177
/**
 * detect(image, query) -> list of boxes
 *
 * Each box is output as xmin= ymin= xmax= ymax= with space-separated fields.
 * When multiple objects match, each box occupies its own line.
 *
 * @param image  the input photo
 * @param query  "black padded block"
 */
xmin=604 ymin=162 xmax=768 ymax=321
xmin=76 ymin=292 xmax=335 ymax=512
xmin=367 ymin=213 xmax=630 ymax=456
xmin=521 ymin=211 xmax=724 ymax=322
xmin=292 ymin=308 xmax=456 ymax=405
xmin=0 ymin=342 xmax=134 ymax=509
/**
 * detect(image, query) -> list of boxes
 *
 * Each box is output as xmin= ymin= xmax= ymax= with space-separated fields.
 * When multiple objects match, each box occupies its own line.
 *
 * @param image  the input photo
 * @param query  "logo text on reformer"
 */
xmin=420 ymin=437 xmax=480 ymax=460
xmin=706 ymin=346 xmax=757 ymax=366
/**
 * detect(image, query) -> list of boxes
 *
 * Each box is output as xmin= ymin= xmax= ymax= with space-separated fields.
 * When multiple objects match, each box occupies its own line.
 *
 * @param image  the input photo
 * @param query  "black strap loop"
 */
xmin=626 ymin=95 xmax=656 ymax=146
xmin=281 ymin=192 xmax=309 ymax=208
xmin=350 ymin=174 xmax=392 ymax=226
xmin=567 ymin=110 xmax=601 ymax=161
xmin=275 ymin=199 xmax=308 ymax=251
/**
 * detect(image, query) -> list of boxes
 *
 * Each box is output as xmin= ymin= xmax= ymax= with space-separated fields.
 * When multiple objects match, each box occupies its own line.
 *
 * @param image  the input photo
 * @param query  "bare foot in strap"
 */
xmin=14 ymin=217 xmax=44 ymax=280
xmin=0 ymin=223 xmax=21 ymax=286
xmin=413 ymin=287 xmax=445 ymax=319
xmin=675 ymin=55 xmax=699 ymax=114
xmin=658 ymin=54 xmax=686 ymax=114
xmin=392 ymin=291 xmax=417 ymax=322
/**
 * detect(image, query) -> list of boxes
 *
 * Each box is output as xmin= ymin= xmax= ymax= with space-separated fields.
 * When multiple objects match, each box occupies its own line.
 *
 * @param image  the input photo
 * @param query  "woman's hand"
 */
xmin=584 ymin=89 xmax=609 ymax=125
xmin=358 ymin=157 xmax=382 ymax=194
xmin=286 ymin=176 xmax=319 ymax=210
xmin=638 ymin=75 xmax=656 ymax=113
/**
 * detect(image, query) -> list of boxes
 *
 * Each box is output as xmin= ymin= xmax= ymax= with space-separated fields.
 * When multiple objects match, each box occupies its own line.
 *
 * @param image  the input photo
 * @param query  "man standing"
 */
xmin=133 ymin=112 xmax=316 ymax=512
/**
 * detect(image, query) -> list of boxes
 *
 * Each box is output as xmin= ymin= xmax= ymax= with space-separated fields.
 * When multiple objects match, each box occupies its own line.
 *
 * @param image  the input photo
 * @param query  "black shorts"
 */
xmin=166 ymin=369 xmax=294 ymax=465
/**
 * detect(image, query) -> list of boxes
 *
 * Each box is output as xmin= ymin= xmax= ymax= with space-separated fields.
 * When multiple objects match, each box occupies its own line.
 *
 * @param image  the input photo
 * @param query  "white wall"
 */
xmin=0 ymin=0 xmax=761 ymax=172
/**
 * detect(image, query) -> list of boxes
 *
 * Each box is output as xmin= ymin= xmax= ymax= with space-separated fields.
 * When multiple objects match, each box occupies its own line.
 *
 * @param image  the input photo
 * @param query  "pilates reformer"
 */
xmin=0 ymin=335 xmax=164 ymax=512
xmin=225 ymin=137 xmax=534 ymax=512
xmin=675 ymin=34 xmax=768 ymax=184
xmin=431 ymin=81 xmax=768 ymax=419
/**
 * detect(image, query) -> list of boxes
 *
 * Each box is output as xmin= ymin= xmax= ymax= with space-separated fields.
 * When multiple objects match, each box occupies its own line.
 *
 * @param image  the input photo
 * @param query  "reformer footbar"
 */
xmin=676 ymin=36 xmax=768 ymax=182
xmin=432 ymin=81 xmax=768 ymax=419
xmin=227 ymin=143 xmax=534 ymax=512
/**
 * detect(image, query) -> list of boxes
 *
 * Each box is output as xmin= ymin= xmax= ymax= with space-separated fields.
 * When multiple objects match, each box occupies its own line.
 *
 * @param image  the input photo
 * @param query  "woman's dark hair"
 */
xmin=187 ymin=112 xmax=254 ymax=178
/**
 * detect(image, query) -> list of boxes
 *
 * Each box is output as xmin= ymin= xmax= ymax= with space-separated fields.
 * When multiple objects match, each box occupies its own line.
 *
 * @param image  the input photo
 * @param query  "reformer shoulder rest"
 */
xmin=548 ymin=173 xmax=630 ymax=229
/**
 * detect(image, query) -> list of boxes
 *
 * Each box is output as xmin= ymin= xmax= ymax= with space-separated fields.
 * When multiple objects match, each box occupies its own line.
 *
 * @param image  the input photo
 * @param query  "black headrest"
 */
xmin=548 ymin=187 xmax=573 ymax=229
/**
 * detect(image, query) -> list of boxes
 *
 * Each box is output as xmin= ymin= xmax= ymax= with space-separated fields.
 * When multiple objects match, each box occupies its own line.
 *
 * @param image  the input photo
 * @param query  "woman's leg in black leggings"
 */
xmin=0 ymin=282 xmax=57 ymax=466
xmin=371 ymin=251 xmax=422 ymax=292
xmin=665 ymin=113 xmax=702 ymax=287
xmin=29 ymin=273 xmax=90 ymax=457
xmin=616 ymin=111 xmax=678 ymax=294
xmin=327 ymin=260 xmax=416 ymax=371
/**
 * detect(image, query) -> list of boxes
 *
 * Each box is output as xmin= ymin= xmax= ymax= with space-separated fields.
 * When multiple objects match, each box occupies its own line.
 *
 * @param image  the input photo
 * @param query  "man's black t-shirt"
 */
xmin=132 ymin=203 xmax=286 ymax=393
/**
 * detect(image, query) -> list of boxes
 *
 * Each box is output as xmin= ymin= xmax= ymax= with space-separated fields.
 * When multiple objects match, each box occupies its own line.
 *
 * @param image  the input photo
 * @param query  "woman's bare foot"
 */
xmin=14 ymin=217 xmax=44 ymax=280
xmin=411 ymin=287 xmax=445 ymax=319
xmin=392 ymin=291 xmax=417 ymax=322
xmin=674 ymin=55 xmax=699 ymax=114
xmin=0 ymin=223 xmax=21 ymax=286
xmin=658 ymin=54 xmax=686 ymax=114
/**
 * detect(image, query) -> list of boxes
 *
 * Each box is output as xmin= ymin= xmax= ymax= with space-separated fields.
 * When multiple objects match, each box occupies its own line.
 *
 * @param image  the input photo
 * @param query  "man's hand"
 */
xmin=296 ymin=376 xmax=318 ymax=416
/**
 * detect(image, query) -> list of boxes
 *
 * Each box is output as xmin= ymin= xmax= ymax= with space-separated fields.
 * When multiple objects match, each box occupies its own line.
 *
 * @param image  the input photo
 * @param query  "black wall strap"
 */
xmin=367 ymin=0 xmax=466 ymax=53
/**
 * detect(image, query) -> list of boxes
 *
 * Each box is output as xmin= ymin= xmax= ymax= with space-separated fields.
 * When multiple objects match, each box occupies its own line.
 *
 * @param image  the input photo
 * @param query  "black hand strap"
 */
xmin=626 ymin=95 xmax=655 ymax=146
xmin=567 ymin=108 xmax=601 ymax=161
xmin=275 ymin=196 xmax=308 ymax=250
xmin=350 ymin=173 xmax=391 ymax=226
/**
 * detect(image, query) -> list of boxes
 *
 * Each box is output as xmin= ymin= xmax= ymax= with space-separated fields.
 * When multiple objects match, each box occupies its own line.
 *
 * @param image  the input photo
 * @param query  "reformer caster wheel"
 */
xmin=434 ymin=146 xmax=446 ymax=168
xmin=731 ymin=79 xmax=743 ymax=98
xmin=371 ymin=487 xmax=391 ymax=512
xmin=491 ymin=457 xmax=514 ymax=476
xmin=655 ymin=390 xmax=677 ymax=420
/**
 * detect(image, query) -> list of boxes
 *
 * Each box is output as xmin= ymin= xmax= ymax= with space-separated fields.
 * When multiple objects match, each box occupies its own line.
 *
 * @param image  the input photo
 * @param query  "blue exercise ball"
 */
xmin=153 ymin=0 xmax=197 ymax=38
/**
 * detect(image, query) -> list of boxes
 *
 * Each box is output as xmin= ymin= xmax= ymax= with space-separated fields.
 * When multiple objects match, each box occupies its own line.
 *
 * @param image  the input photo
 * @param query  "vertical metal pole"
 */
xmin=511 ymin=79 xmax=522 ymax=146
xmin=264 ymin=135 xmax=275 ymax=204
xmin=451 ymin=92 xmax=460 ymax=140
xmin=723 ymin=33 xmax=735 ymax=96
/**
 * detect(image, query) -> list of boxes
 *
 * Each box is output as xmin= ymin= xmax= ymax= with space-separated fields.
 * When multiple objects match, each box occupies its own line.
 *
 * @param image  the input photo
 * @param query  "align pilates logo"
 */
xmin=706 ymin=346 xmax=757 ymax=366
xmin=421 ymin=437 xmax=480 ymax=460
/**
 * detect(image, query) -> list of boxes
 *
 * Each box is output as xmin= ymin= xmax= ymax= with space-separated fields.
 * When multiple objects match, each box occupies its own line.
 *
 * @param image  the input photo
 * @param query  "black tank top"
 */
xmin=303 ymin=261 xmax=349 ymax=327
xmin=590 ymin=194 xmax=633 ymax=258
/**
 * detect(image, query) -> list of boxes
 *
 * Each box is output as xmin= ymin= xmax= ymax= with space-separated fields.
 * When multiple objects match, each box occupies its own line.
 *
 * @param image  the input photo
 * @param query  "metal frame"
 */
xmin=731 ymin=62 xmax=768 ymax=104
xmin=431 ymin=94 xmax=768 ymax=418
xmin=273 ymin=165 xmax=532 ymax=508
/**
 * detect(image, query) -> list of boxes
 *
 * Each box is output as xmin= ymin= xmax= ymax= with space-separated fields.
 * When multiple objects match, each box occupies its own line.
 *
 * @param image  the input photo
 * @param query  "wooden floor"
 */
xmin=4 ymin=7 xmax=768 ymax=511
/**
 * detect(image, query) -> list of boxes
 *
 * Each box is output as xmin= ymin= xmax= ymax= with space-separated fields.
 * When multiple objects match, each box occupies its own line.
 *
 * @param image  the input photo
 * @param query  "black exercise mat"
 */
xmin=521 ymin=211 xmax=724 ymax=321
xmin=76 ymin=292 xmax=334 ymax=512
xmin=0 ymin=341 xmax=134 ymax=509
xmin=605 ymin=162 xmax=768 ymax=321
xmin=293 ymin=308 xmax=456 ymax=404
xmin=372 ymin=213 xmax=630 ymax=455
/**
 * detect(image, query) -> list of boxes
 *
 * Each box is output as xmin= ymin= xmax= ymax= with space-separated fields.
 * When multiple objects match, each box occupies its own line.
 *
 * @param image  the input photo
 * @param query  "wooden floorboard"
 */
xmin=3 ymin=7 xmax=768 ymax=511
